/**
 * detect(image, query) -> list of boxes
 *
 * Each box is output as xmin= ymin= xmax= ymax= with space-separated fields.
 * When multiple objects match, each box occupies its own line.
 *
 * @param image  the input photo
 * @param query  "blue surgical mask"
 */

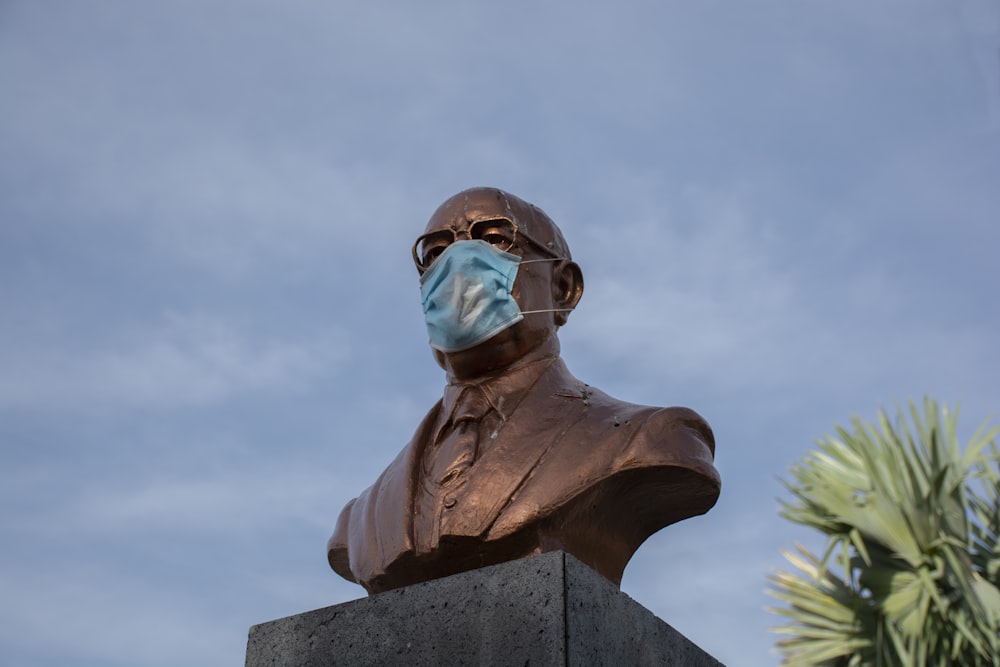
xmin=419 ymin=240 xmax=567 ymax=353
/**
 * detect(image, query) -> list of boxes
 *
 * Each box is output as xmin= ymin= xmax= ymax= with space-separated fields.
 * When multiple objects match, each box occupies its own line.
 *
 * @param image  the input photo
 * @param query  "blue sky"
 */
xmin=1 ymin=1 xmax=998 ymax=665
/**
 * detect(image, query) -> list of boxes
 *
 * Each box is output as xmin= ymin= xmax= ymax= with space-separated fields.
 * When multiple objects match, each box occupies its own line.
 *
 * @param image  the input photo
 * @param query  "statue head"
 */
xmin=412 ymin=187 xmax=584 ymax=380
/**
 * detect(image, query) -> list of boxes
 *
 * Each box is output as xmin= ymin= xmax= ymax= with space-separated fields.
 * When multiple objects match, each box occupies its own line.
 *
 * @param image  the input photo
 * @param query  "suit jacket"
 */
xmin=328 ymin=357 xmax=720 ymax=594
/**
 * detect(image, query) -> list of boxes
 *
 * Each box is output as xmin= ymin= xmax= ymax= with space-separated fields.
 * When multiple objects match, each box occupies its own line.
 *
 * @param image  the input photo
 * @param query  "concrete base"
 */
xmin=246 ymin=551 xmax=723 ymax=666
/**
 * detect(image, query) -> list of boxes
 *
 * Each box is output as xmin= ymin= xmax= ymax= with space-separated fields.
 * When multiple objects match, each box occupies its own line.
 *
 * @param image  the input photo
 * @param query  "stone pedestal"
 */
xmin=246 ymin=551 xmax=722 ymax=666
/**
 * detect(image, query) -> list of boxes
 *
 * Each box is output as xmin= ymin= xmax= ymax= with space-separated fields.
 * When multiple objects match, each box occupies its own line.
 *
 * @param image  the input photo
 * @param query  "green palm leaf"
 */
xmin=770 ymin=399 xmax=1000 ymax=666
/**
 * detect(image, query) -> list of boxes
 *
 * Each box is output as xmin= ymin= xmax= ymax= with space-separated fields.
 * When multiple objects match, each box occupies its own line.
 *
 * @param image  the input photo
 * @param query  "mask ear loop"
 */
xmin=514 ymin=256 xmax=575 ymax=315
xmin=519 ymin=308 xmax=574 ymax=314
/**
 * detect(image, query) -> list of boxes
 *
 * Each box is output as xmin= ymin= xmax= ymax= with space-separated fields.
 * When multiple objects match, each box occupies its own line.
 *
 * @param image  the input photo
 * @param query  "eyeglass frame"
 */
xmin=411 ymin=217 xmax=562 ymax=274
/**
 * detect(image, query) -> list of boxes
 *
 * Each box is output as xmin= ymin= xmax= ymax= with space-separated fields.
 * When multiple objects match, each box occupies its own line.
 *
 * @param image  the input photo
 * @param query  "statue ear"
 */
xmin=552 ymin=261 xmax=584 ymax=326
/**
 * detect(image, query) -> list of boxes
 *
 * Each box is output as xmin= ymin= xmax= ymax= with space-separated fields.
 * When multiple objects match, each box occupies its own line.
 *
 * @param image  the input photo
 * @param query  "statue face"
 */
xmin=416 ymin=188 xmax=581 ymax=379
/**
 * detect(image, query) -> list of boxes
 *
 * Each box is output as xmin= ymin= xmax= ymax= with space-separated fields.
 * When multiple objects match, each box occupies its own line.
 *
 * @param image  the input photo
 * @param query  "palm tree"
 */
xmin=769 ymin=399 xmax=1000 ymax=666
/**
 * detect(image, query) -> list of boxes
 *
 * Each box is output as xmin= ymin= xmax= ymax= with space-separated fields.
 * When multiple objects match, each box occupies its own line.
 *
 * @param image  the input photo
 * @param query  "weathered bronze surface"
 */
xmin=328 ymin=187 xmax=721 ymax=594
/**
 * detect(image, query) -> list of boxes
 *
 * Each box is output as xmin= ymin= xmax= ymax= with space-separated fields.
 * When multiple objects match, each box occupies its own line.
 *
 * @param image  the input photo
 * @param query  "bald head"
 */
xmin=424 ymin=187 xmax=572 ymax=260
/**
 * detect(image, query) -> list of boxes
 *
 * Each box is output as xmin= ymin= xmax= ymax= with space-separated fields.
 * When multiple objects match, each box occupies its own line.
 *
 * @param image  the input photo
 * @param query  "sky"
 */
xmin=1 ymin=1 xmax=998 ymax=665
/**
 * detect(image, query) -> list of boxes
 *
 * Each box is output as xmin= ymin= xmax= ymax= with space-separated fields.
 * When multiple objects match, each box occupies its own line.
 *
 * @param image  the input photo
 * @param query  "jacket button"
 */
xmin=442 ymin=495 xmax=457 ymax=508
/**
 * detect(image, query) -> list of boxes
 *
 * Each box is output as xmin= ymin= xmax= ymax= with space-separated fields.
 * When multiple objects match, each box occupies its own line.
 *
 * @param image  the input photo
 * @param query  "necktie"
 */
xmin=435 ymin=385 xmax=492 ymax=485
xmin=413 ymin=385 xmax=494 ymax=554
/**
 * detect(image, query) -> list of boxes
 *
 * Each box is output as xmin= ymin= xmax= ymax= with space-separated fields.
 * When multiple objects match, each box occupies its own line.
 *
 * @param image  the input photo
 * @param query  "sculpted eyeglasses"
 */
xmin=412 ymin=218 xmax=561 ymax=274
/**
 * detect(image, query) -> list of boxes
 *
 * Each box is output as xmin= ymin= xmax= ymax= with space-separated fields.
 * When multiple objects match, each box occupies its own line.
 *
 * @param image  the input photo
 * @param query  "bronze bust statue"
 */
xmin=328 ymin=187 xmax=721 ymax=594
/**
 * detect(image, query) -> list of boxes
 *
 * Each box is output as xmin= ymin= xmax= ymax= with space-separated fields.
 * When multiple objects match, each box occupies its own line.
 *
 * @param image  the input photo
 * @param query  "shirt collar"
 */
xmin=442 ymin=353 xmax=557 ymax=424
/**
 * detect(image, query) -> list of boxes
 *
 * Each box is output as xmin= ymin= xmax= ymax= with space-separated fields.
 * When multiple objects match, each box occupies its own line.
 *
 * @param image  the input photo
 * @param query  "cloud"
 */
xmin=558 ymin=171 xmax=999 ymax=420
xmin=563 ymin=184 xmax=809 ymax=391
xmin=30 ymin=467 xmax=341 ymax=536
xmin=0 ymin=312 xmax=348 ymax=409
xmin=0 ymin=566 xmax=239 ymax=667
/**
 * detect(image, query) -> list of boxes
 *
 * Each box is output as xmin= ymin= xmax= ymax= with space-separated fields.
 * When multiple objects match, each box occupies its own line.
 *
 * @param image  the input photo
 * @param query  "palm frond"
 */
xmin=770 ymin=399 xmax=1000 ymax=666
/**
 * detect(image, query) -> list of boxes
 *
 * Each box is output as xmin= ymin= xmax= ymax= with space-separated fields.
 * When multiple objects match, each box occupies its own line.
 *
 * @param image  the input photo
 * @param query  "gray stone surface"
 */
xmin=246 ymin=551 xmax=723 ymax=666
xmin=562 ymin=556 xmax=722 ymax=666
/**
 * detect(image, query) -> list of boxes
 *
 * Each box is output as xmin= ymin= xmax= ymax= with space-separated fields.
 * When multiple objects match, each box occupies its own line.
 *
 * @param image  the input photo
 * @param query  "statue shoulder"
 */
xmin=574 ymin=382 xmax=715 ymax=459
xmin=327 ymin=498 xmax=357 ymax=582
xmin=641 ymin=405 xmax=716 ymax=457
xmin=325 ymin=400 xmax=444 ymax=585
